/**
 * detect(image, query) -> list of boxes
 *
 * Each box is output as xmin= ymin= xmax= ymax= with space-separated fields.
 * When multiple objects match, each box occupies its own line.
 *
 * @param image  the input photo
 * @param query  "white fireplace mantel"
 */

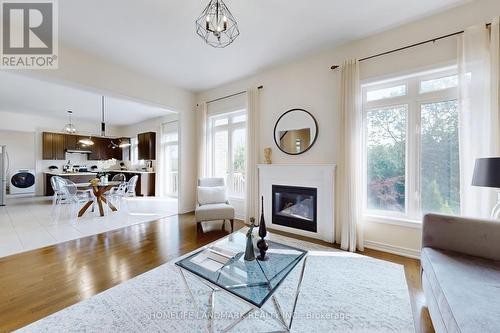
xmin=257 ymin=164 xmax=336 ymax=243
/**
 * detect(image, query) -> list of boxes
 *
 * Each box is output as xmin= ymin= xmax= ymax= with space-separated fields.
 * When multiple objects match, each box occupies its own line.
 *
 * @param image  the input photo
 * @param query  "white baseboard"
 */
xmin=7 ymin=193 xmax=36 ymax=198
xmin=364 ymin=240 xmax=421 ymax=259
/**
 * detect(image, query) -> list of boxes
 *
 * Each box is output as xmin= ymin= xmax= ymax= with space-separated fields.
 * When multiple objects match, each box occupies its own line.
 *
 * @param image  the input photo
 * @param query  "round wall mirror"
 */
xmin=274 ymin=109 xmax=318 ymax=155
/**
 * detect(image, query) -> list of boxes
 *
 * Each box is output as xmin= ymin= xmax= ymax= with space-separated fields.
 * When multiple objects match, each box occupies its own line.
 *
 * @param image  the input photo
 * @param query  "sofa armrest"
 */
xmin=422 ymin=214 xmax=500 ymax=261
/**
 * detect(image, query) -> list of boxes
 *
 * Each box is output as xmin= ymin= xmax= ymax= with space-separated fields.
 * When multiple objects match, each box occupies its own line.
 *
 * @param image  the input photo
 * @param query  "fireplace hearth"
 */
xmin=272 ymin=185 xmax=317 ymax=232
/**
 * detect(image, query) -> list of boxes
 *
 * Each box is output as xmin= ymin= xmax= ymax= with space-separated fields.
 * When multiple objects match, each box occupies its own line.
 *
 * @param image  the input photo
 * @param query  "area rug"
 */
xmin=17 ymin=231 xmax=415 ymax=333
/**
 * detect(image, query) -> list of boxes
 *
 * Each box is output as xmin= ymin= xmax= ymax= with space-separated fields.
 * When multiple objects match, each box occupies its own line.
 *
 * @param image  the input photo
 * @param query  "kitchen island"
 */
xmin=44 ymin=170 xmax=156 ymax=197
xmin=44 ymin=172 xmax=98 ymax=196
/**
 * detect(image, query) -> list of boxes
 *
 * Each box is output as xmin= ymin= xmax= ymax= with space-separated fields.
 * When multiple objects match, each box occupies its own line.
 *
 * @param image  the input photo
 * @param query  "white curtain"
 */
xmin=336 ymin=59 xmax=363 ymax=252
xmin=491 ymin=18 xmax=500 ymax=153
xmin=245 ymin=88 xmax=259 ymax=223
xmin=458 ymin=18 xmax=500 ymax=218
xmin=197 ymin=102 xmax=208 ymax=181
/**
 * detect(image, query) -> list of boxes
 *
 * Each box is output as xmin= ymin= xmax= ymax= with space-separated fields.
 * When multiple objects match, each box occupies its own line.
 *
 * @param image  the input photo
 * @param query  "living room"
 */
xmin=1 ymin=0 xmax=499 ymax=332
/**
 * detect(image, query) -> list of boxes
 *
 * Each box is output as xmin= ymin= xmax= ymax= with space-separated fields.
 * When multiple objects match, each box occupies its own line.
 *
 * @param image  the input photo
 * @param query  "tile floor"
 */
xmin=0 ymin=196 xmax=178 ymax=258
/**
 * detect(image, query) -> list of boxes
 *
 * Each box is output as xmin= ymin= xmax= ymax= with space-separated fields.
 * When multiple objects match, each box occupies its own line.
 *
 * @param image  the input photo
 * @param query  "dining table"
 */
xmin=76 ymin=181 xmax=122 ymax=217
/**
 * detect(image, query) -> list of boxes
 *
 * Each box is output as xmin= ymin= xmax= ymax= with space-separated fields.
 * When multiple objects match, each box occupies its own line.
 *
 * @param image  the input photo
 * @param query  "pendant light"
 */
xmin=101 ymin=96 xmax=106 ymax=137
xmin=110 ymin=139 xmax=131 ymax=149
xmin=63 ymin=110 xmax=77 ymax=133
xmin=78 ymin=136 xmax=94 ymax=146
xmin=195 ymin=0 xmax=239 ymax=48
xmin=78 ymin=96 xmax=106 ymax=146
xmin=77 ymin=96 xmax=132 ymax=149
xmin=101 ymin=96 xmax=131 ymax=149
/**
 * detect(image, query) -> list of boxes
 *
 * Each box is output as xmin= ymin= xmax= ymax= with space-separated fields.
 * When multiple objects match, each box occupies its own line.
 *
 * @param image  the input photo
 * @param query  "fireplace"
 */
xmin=272 ymin=185 xmax=317 ymax=232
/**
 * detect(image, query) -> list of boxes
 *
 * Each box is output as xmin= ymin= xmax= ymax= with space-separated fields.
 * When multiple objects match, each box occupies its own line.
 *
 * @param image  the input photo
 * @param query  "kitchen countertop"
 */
xmin=44 ymin=170 xmax=155 ymax=176
xmin=112 ymin=170 xmax=155 ymax=174
xmin=45 ymin=172 xmax=98 ymax=176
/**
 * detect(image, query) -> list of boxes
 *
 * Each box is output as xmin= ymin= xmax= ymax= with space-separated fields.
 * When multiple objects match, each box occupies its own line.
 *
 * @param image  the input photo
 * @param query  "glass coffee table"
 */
xmin=175 ymin=231 xmax=308 ymax=332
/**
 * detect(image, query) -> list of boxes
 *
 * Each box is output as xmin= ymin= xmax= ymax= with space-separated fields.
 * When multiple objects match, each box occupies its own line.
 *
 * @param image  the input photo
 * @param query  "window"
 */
xmin=366 ymin=105 xmax=407 ymax=213
xmin=367 ymin=84 xmax=407 ymax=101
xmin=160 ymin=121 xmax=179 ymax=197
xmin=131 ymin=137 xmax=139 ymax=166
xmin=209 ymin=110 xmax=246 ymax=198
xmin=420 ymin=74 xmax=458 ymax=94
xmin=420 ymin=100 xmax=460 ymax=215
xmin=362 ymin=68 xmax=460 ymax=220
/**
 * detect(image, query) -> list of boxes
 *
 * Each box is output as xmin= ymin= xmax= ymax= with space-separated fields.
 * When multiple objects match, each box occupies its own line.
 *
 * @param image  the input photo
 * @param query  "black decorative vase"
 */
xmin=257 ymin=196 xmax=269 ymax=261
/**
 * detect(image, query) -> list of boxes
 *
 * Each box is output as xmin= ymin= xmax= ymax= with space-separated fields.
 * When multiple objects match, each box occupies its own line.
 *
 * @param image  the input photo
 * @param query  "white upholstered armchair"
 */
xmin=195 ymin=178 xmax=234 ymax=232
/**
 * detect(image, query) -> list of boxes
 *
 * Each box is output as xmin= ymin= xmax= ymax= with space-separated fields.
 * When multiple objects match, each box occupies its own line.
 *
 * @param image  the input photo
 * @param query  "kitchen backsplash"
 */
xmin=40 ymin=152 xmax=156 ymax=172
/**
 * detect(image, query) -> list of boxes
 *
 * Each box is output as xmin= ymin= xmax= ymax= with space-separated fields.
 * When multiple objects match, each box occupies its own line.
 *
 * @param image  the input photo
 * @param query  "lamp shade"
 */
xmin=471 ymin=157 xmax=500 ymax=188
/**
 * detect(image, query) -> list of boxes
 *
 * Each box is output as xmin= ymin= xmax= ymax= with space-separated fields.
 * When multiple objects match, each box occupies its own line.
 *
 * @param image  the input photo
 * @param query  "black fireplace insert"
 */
xmin=272 ymin=185 xmax=317 ymax=232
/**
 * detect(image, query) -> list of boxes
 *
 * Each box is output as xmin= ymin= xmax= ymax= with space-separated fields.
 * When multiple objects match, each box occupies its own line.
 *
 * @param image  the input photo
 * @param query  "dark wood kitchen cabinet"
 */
xmin=42 ymin=132 xmax=65 ymax=160
xmin=65 ymin=134 xmax=91 ymax=151
xmin=42 ymin=132 xmax=53 ymax=160
xmin=108 ymin=140 xmax=123 ymax=160
xmin=64 ymin=134 xmax=79 ymax=150
xmin=54 ymin=134 xmax=66 ymax=160
xmin=89 ymin=137 xmax=123 ymax=161
xmin=88 ymin=137 xmax=105 ymax=160
xmin=42 ymin=132 xmax=132 ymax=161
xmin=138 ymin=132 xmax=156 ymax=160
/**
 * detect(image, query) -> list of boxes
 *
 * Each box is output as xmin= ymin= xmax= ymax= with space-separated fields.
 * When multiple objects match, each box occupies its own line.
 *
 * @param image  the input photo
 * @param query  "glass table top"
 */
xmin=175 ymin=231 xmax=307 ymax=308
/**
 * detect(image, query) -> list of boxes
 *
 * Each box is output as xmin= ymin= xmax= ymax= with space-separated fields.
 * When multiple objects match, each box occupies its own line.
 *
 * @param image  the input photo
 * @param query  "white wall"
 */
xmin=0 ymin=130 xmax=36 ymax=189
xmin=16 ymin=43 xmax=197 ymax=211
xmin=196 ymin=0 xmax=500 ymax=257
xmin=0 ymin=109 xmax=121 ymax=135
xmin=22 ymin=44 xmax=194 ymax=114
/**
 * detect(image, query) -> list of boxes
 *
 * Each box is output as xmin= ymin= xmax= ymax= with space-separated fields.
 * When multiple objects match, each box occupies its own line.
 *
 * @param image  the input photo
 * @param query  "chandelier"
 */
xmin=63 ymin=110 xmax=77 ymax=134
xmin=195 ymin=0 xmax=239 ymax=48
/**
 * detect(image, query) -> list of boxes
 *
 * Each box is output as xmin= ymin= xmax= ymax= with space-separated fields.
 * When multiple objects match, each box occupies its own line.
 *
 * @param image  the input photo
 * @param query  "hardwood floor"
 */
xmin=0 ymin=214 xmax=433 ymax=332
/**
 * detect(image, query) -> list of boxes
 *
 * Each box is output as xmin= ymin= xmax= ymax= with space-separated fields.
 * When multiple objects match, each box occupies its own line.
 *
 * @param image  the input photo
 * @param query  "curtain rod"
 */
xmin=205 ymin=85 xmax=264 ymax=104
xmin=331 ymin=23 xmax=492 ymax=70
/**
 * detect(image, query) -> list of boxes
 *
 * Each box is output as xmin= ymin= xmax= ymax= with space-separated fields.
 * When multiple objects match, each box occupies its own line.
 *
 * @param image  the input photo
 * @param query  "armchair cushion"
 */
xmin=198 ymin=178 xmax=225 ymax=187
xmin=195 ymin=203 xmax=234 ymax=222
xmin=197 ymin=186 xmax=227 ymax=205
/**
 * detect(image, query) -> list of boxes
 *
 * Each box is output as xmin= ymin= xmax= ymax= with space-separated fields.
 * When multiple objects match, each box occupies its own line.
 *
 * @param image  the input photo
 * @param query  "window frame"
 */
xmin=361 ymin=67 xmax=458 ymax=223
xmin=208 ymin=109 xmax=247 ymax=199
xmin=160 ymin=121 xmax=179 ymax=197
xmin=130 ymin=137 xmax=140 ymax=166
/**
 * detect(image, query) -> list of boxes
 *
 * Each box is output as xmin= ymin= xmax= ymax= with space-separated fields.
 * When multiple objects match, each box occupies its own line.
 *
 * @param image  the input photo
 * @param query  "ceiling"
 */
xmin=60 ymin=0 xmax=469 ymax=91
xmin=0 ymin=72 xmax=174 ymax=126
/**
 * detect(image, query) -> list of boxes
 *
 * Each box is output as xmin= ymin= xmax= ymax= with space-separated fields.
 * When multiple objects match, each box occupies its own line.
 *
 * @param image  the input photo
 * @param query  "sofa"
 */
xmin=421 ymin=214 xmax=500 ymax=333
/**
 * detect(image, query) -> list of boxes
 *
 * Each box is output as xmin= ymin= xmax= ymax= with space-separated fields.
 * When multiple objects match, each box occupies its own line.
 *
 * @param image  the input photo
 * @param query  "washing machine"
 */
xmin=10 ymin=169 xmax=36 ymax=195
